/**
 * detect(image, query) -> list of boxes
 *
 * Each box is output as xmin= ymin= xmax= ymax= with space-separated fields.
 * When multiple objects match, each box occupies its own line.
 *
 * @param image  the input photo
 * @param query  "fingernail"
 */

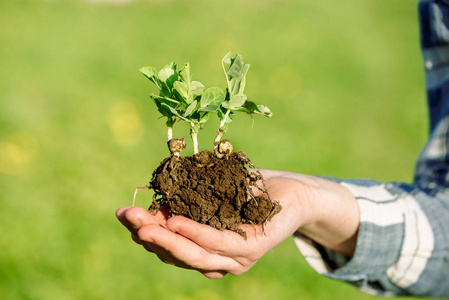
xmin=116 ymin=206 xmax=130 ymax=217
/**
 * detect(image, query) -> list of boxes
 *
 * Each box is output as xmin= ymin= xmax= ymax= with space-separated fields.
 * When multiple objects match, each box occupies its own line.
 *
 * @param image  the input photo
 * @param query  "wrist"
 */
xmin=297 ymin=177 xmax=360 ymax=257
xmin=260 ymin=170 xmax=360 ymax=257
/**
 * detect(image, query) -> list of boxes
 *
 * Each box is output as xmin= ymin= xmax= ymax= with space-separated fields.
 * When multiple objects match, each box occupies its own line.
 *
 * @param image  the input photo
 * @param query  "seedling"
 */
xmin=135 ymin=52 xmax=281 ymax=236
xmin=139 ymin=52 xmax=272 ymax=155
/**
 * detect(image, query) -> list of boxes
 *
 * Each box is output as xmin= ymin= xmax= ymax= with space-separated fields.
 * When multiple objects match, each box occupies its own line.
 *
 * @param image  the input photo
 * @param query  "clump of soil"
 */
xmin=149 ymin=143 xmax=281 ymax=237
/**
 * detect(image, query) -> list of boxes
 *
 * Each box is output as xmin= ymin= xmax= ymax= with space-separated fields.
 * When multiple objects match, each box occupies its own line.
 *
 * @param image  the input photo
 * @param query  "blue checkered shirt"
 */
xmin=294 ymin=0 xmax=449 ymax=297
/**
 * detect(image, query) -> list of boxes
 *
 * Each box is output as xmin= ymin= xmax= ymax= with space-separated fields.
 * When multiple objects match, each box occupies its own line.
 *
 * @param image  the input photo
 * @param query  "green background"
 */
xmin=0 ymin=0 xmax=434 ymax=299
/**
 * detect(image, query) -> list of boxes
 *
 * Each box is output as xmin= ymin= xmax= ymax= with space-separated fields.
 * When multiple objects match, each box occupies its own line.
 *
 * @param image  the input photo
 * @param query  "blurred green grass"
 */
xmin=0 ymin=0 xmax=433 ymax=299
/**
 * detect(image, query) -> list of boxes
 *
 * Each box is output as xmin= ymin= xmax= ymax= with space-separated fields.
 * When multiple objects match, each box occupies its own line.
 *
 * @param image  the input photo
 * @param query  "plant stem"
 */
xmin=214 ymin=130 xmax=224 ymax=143
xmin=190 ymin=125 xmax=199 ymax=154
xmin=167 ymin=127 xmax=173 ymax=141
xmin=192 ymin=132 xmax=199 ymax=154
xmin=218 ymin=57 xmax=232 ymax=143
xmin=215 ymin=109 xmax=230 ymax=142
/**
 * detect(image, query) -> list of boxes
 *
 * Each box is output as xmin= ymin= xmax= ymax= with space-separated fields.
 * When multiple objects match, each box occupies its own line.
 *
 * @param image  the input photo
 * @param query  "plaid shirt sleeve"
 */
xmin=293 ymin=0 xmax=449 ymax=297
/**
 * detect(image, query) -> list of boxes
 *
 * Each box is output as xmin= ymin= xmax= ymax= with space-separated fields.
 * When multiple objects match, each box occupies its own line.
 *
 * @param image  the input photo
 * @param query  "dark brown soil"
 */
xmin=149 ymin=150 xmax=281 ymax=237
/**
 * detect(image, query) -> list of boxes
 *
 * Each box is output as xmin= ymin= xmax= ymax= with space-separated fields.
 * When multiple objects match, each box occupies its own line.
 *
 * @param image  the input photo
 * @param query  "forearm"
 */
xmin=261 ymin=170 xmax=360 ymax=257
xmin=284 ymin=174 xmax=449 ymax=297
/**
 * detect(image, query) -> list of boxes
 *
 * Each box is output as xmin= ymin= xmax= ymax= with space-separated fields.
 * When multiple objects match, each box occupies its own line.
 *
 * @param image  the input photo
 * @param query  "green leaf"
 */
xmin=151 ymin=95 xmax=180 ymax=105
xmin=198 ymin=106 xmax=219 ymax=112
xmin=158 ymin=67 xmax=178 ymax=90
xmin=151 ymin=96 xmax=173 ymax=118
xmin=151 ymin=95 xmax=184 ymax=120
xmin=241 ymin=101 xmax=273 ymax=117
xmin=157 ymin=67 xmax=178 ymax=97
xmin=158 ymin=67 xmax=175 ymax=82
xmin=190 ymin=81 xmax=205 ymax=97
xmin=255 ymin=105 xmax=273 ymax=117
xmin=227 ymin=53 xmax=244 ymax=78
xmin=188 ymin=110 xmax=210 ymax=125
xmin=140 ymin=66 xmax=161 ymax=89
xmin=159 ymin=82 xmax=171 ymax=97
xmin=229 ymin=63 xmax=250 ymax=95
xmin=200 ymin=87 xmax=225 ymax=109
xmin=198 ymin=112 xmax=210 ymax=124
xmin=184 ymin=100 xmax=198 ymax=117
xmin=163 ymin=62 xmax=177 ymax=71
xmin=217 ymin=108 xmax=233 ymax=123
xmin=140 ymin=66 xmax=158 ymax=79
xmin=241 ymin=100 xmax=257 ymax=112
xmin=222 ymin=52 xmax=232 ymax=65
xmin=157 ymin=103 xmax=172 ymax=118
xmin=222 ymin=94 xmax=247 ymax=109
xmin=173 ymin=81 xmax=190 ymax=103
xmin=160 ymin=103 xmax=189 ymax=121
xmin=238 ymin=64 xmax=250 ymax=94
xmin=180 ymin=63 xmax=191 ymax=84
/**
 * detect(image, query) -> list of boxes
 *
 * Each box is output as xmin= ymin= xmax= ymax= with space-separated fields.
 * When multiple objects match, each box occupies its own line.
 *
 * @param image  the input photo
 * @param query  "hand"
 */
xmin=116 ymin=170 xmax=360 ymax=278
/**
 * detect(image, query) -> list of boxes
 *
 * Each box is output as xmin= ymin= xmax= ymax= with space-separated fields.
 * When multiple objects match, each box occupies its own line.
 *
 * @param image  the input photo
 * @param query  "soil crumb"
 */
xmin=149 ymin=151 xmax=281 ymax=236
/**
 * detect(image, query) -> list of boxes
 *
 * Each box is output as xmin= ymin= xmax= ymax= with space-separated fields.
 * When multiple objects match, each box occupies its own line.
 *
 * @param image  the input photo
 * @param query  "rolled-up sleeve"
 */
xmin=294 ymin=179 xmax=449 ymax=297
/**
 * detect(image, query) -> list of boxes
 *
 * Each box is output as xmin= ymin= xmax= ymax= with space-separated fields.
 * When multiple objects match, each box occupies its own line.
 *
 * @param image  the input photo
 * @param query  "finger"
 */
xmin=129 ymin=232 xmax=155 ymax=253
xmin=119 ymin=205 xmax=169 ymax=228
xmin=116 ymin=206 xmax=159 ymax=241
xmin=117 ymin=206 xmax=164 ymax=253
xmin=201 ymin=270 xmax=228 ymax=279
xmin=131 ymin=232 xmax=142 ymax=245
xmin=116 ymin=206 xmax=138 ymax=235
xmin=166 ymin=216 xmax=262 ymax=259
xmin=125 ymin=206 xmax=159 ymax=227
xmin=116 ymin=206 xmax=131 ymax=217
xmin=137 ymin=222 xmax=242 ymax=273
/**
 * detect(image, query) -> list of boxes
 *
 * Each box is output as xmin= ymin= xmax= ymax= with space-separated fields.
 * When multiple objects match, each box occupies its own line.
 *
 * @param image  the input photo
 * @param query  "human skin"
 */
xmin=116 ymin=170 xmax=360 ymax=279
